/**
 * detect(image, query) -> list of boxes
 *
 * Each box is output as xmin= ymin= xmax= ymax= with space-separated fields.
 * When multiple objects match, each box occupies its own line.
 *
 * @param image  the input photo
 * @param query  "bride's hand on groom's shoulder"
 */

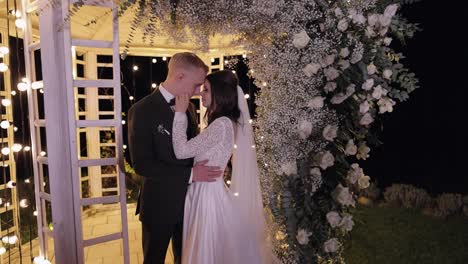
xmin=175 ymin=94 xmax=190 ymax=112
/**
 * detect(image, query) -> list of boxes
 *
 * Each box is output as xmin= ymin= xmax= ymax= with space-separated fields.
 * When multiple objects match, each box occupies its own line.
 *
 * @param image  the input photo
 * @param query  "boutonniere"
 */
xmin=157 ymin=124 xmax=171 ymax=136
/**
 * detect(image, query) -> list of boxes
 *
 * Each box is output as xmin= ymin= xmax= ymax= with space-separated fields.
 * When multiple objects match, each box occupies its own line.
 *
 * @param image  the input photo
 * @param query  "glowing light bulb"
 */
xmin=24 ymin=146 xmax=31 ymax=151
xmin=129 ymin=96 xmax=134 ymax=101
xmin=12 ymin=144 xmax=22 ymax=152
xmin=123 ymin=145 xmax=127 ymax=150
xmin=17 ymin=82 xmax=29 ymax=91
xmin=0 ymin=63 xmax=8 ymax=72
xmin=25 ymin=178 xmax=31 ymax=183
xmin=0 ymin=120 xmax=10 ymax=129
xmin=210 ymin=58 xmax=215 ymax=63
xmin=11 ymin=91 xmax=16 ymax=96
xmin=1 ymin=147 xmax=10 ymax=155
xmin=152 ymin=83 xmax=157 ymax=88
xmin=152 ymin=58 xmax=157 ymax=63
xmin=31 ymin=81 xmax=43 ymax=89
xmin=121 ymin=120 xmax=126 ymax=125
xmin=20 ymin=199 xmax=29 ymax=208
xmin=15 ymin=19 xmax=26 ymax=29
xmin=133 ymin=65 xmax=138 ymax=71
xmin=162 ymin=57 xmax=167 ymax=61
xmin=244 ymin=94 xmax=250 ymax=99
xmin=249 ymin=119 xmax=253 ymax=124
xmin=40 ymin=151 xmax=46 ymax=156
xmin=242 ymin=54 xmax=247 ymax=59
xmin=1 ymin=99 xmax=11 ymax=106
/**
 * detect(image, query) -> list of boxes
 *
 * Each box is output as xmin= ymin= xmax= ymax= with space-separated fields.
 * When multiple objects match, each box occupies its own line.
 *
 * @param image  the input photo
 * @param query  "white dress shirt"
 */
xmin=159 ymin=84 xmax=194 ymax=183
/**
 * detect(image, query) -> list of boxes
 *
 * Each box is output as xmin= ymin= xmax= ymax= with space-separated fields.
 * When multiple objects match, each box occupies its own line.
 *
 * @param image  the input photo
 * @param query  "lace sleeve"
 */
xmin=172 ymin=112 xmax=227 ymax=159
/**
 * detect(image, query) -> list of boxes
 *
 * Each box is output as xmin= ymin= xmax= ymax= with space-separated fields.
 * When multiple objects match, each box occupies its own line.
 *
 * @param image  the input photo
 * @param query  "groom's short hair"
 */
xmin=168 ymin=52 xmax=209 ymax=75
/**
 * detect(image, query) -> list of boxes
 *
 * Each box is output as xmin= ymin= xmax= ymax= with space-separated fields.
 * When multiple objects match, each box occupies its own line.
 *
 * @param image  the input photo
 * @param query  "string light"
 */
xmin=244 ymin=94 xmax=250 ymax=99
xmin=233 ymin=144 xmax=238 ymax=149
xmin=232 ymin=70 xmax=236 ymax=74
xmin=12 ymin=144 xmax=22 ymax=152
xmin=224 ymin=59 xmax=229 ymax=64
xmin=162 ymin=56 xmax=167 ymax=61
xmin=6 ymin=181 xmax=16 ymax=188
xmin=262 ymin=82 xmax=267 ymax=87
xmin=251 ymin=145 xmax=256 ymax=149
xmin=249 ymin=119 xmax=253 ymax=124
xmin=123 ymin=145 xmax=127 ymax=150
xmin=1 ymin=147 xmax=10 ymax=155
xmin=40 ymin=151 xmax=46 ymax=156
xmin=234 ymin=192 xmax=239 ymax=196
xmin=121 ymin=120 xmax=126 ymax=125
xmin=129 ymin=96 xmax=134 ymax=101
xmin=33 ymin=211 xmax=38 ymax=216
xmin=152 ymin=58 xmax=157 ymax=63
xmin=152 ymin=83 xmax=157 ymax=88
xmin=242 ymin=54 xmax=247 ymax=59
xmin=226 ymin=180 xmax=231 ymax=185
xmin=39 ymin=89 xmax=44 ymax=93
xmin=15 ymin=18 xmax=26 ymax=29
xmin=210 ymin=58 xmax=215 ymax=63
xmin=1 ymin=99 xmax=11 ymax=106
xmin=20 ymin=199 xmax=29 ymax=208
xmin=0 ymin=120 xmax=10 ymax=129
xmin=25 ymin=178 xmax=31 ymax=183
xmin=10 ymin=91 xmax=16 ymax=96
xmin=24 ymin=146 xmax=31 ymax=151
xmin=0 ymin=63 xmax=8 ymax=72
xmin=17 ymin=81 xmax=29 ymax=91
xmin=0 ymin=46 xmax=9 ymax=56
xmin=13 ymin=126 xmax=18 ymax=132
xmin=133 ymin=65 xmax=138 ymax=71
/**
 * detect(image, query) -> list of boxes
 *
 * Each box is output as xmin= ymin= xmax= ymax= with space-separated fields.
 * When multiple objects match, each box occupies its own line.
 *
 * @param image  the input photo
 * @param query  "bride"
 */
xmin=172 ymin=70 xmax=273 ymax=264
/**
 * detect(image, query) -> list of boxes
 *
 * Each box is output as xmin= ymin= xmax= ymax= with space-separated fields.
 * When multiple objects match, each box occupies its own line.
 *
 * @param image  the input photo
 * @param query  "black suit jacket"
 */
xmin=128 ymin=89 xmax=198 ymax=225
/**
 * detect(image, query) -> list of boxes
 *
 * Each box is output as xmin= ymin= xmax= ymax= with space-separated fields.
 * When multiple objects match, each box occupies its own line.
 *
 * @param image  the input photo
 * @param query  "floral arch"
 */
xmin=0 ymin=0 xmax=420 ymax=263
xmin=117 ymin=1 xmax=419 ymax=263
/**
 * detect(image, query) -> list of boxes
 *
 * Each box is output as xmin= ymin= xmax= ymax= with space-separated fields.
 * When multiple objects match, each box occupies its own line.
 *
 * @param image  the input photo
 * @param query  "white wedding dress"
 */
xmin=172 ymin=112 xmax=268 ymax=264
xmin=172 ymin=85 xmax=274 ymax=264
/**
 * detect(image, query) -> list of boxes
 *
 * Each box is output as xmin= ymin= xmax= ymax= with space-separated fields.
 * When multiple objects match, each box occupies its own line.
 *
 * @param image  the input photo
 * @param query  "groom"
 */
xmin=128 ymin=52 xmax=222 ymax=264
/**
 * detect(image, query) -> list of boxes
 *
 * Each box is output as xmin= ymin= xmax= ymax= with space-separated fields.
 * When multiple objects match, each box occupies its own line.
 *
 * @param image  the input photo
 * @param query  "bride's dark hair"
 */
xmin=205 ymin=70 xmax=241 ymax=125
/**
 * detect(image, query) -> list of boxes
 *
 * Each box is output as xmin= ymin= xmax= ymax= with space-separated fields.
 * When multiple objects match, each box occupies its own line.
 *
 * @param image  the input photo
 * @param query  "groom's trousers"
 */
xmin=142 ymin=219 xmax=183 ymax=264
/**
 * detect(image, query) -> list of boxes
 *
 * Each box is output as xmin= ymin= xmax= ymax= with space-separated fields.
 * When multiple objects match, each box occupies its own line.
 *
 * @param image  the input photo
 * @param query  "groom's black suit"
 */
xmin=128 ymin=89 xmax=198 ymax=264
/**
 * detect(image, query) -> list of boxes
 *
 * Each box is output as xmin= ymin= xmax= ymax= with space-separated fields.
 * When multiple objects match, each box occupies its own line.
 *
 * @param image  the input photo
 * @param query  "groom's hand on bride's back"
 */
xmin=193 ymin=160 xmax=222 ymax=182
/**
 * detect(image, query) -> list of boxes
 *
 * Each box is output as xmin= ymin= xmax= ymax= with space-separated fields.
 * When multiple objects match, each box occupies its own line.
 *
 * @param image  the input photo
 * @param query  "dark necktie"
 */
xmin=169 ymin=98 xmax=176 ymax=106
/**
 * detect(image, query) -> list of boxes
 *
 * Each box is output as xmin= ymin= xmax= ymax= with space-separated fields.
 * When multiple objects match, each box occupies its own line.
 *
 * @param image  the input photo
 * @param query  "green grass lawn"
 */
xmin=344 ymin=205 xmax=468 ymax=264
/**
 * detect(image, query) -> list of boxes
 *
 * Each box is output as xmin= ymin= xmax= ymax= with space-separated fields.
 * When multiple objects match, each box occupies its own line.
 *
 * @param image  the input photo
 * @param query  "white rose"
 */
xmin=359 ymin=101 xmax=370 ymax=114
xmin=367 ymin=63 xmax=377 ymax=75
xmin=324 ymin=238 xmax=341 ymax=253
xmin=379 ymin=14 xmax=392 ymax=27
xmin=307 ymin=96 xmax=325 ymax=109
xmin=298 ymin=120 xmax=313 ymax=139
xmin=334 ymin=7 xmax=344 ymax=17
xmin=326 ymin=211 xmax=342 ymax=228
xmin=347 ymin=163 xmax=363 ymax=184
xmin=362 ymin=79 xmax=374 ymax=91
xmin=321 ymin=54 xmax=336 ymax=67
xmin=339 ymin=215 xmax=355 ymax=231
xmin=281 ymin=161 xmax=297 ymax=176
xmin=324 ymin=67 xmax=340 ymax=81
xmin=333 ymin=184 xmax=355 ymax=207
xmin=357 ymin=143 xmax=370 ymax=160
xmin=323 ymin=125 xmax=338 ymax=141
xmin=378 ymin=97 xmax=396 ymax=113
xmin=292 ymin=30 xmax=310 ymax=49
xmin=353 ymin=13 xmax=366 ymax=25
xmin=303 ymin=63 xmax=321 ymax=77
xmin=310 ymin=167 xmax=321 ymax=178
xmin=317 ymin=151 xmax=335 ymax=170
xmin=368 ymin=14 xmax=379 ymax=27
xmin=339 ymin=60 xmax=350 ymax=70
xmin=345 ymin=140 xmax=358 ymax=156
xmin=384 ymin=37 xmax=392 ymax=46
xmin=384 ymin=4 xmax=399 ymax=18
xmin=324 ymin=82 xmax=337 ymax=93
xmin=358 ymin=175 xmax=371 ymax=189
xmin=360 ymin=113 xmax=374 ymax=126
xmin=340 ymin=47 xmax=350 ymax=58
xmin=296 ymin=229 xmax=312 ymax=245
xmin=383 ymin=69 xmax=393 ymax=79
xmin=372 ymin=85 xmax=385 ymax=99
xmin=337 ymin=19 xmax=349 ymax=32
xmin=365 ymin=26 xmax=376 ymax=38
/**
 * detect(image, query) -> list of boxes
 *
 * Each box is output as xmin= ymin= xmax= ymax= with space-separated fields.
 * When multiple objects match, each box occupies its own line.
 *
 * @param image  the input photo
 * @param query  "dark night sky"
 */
xmin=363 ymin=1 xmax=468 ymax=195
